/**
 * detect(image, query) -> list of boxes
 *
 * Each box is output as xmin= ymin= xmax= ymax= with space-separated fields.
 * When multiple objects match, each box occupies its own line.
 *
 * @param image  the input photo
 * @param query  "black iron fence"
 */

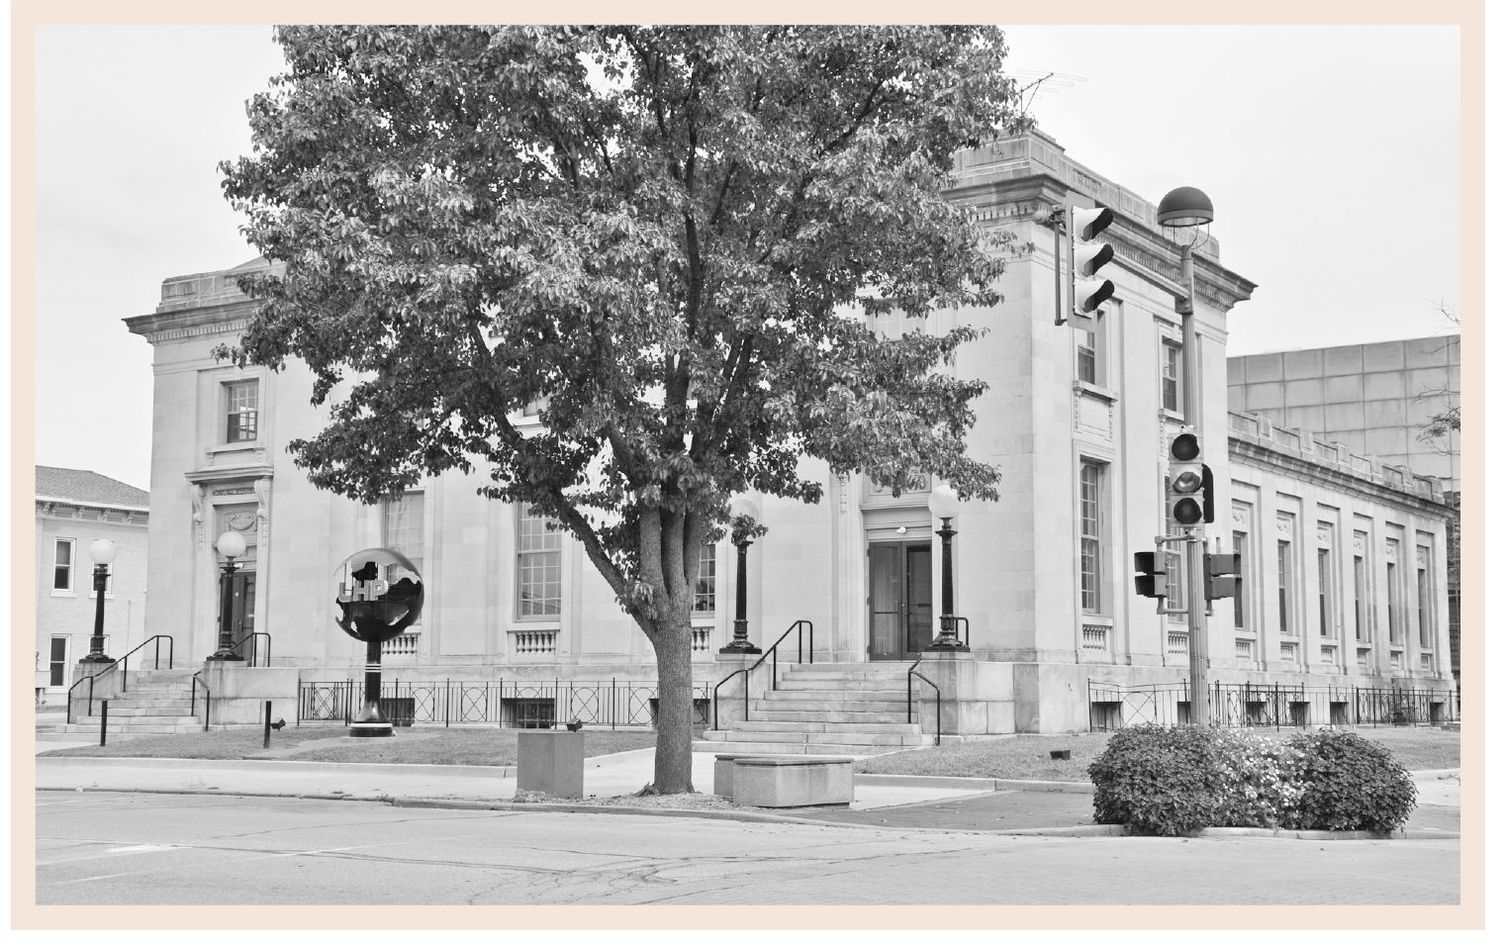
xmin=297 ymin=678 xmax=711 ymax=730
xmin=1087 ymin=679 xmax=1459 ymax=732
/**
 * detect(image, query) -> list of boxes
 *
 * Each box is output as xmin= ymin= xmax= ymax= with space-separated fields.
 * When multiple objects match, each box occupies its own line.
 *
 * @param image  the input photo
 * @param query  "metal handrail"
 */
xmin=954 ymin=616 xmax=970 ymax=648
xmin=228 ymin=631 xmax=272 ymax=667
xmin=190 ymin=671 xmax=212 ymax=732
xmin=907 ymin=658 xmax=941 ymax=746
xmin=65 ymin=635 xmax=174 ymax=723
xmin=712 ymin=619 xmax=813 ymax=731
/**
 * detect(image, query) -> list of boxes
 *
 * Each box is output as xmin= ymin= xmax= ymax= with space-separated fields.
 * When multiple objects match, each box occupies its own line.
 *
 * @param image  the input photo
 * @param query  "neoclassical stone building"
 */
xmin=121 ymin=130 xmax=1453 ymax=740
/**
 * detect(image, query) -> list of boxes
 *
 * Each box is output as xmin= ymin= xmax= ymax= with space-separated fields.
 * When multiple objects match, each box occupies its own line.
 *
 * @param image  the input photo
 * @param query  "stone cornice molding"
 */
xmin=185 ymin=464 xmax=276 ymax=487
xmin=125 ymin=300 xmax=258 ymax=343
xmin=949 ymin=169 xmax=1256 ymax=314
xmin=1230 ymin=439 xmax=1449 ymax=518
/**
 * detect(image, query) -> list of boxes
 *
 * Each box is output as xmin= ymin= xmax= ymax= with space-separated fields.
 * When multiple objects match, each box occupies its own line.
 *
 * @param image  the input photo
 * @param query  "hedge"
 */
xmin=1087 ymin=725 xmax=1416 ymax=836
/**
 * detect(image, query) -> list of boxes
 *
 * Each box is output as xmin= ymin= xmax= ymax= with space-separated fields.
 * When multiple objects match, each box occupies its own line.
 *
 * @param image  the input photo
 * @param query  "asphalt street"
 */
xmin=35 ymin=790 xmax=1461 ymax=906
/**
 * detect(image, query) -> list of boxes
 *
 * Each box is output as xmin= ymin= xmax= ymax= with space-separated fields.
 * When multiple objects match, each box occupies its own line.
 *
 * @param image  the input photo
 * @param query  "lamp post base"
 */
xmin=349 ymin=700 xmax=393 ymax=738
xmin=924 ymin=640 xmax=970 ymax=652
xmin=78 ymin=653 xmax=115 ymax=665
xmin=206 ymin=651 xmax=246 ymax=662
xmin=348 ymin=720 xmax=394 ymax=738
xmin=719 ymin=641 xmax=763 ymax=655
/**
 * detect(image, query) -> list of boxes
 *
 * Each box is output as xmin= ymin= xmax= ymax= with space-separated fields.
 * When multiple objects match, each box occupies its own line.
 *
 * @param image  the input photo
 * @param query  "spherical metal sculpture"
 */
xmin=335 ymin=548 xmax=425 ymax=643
xmin=334 ymin=548 xmax=425 ymax=737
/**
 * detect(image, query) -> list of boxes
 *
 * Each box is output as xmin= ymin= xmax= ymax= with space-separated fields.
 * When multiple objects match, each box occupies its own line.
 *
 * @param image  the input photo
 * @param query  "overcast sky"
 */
xmin=31 ymin=24 xmax=1464 ymax=490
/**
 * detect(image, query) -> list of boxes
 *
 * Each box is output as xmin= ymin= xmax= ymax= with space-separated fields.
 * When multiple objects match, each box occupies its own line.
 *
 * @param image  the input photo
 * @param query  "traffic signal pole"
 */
xmin=1177 ymin=242 xmax=1211 ymax=725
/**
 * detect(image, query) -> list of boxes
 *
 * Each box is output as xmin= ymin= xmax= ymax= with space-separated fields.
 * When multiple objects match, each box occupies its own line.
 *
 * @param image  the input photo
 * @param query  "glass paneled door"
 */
xmin=229 ymin=573 xmax=256 ymax=638
xmin=869 ymin=541 xmax=933 ymax=660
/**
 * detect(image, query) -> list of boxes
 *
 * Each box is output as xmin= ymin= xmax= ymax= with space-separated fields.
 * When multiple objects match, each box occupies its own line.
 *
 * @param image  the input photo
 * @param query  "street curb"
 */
xmin=34 ymin=785 xmax=1459 ymax=840
xmin=856 ymin=773 xmax=1094 ymax=794
xmin=35 ymin=755 xmax=518 ymax=779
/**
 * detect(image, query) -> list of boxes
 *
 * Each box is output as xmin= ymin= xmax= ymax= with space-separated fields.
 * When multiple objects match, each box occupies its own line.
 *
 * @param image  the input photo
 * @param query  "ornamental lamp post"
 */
xmin=720 ymin=498 xmax=763 ymax=655
xmin=209 ymin=530 xmax=248 ymax=662
xmin=926 ymin=484 xmax=968 ymax=651
xmin=80 ymin=539 xmax=117 ymax=664
xmin=1157 ymin=184 xmax=1214 ymax=725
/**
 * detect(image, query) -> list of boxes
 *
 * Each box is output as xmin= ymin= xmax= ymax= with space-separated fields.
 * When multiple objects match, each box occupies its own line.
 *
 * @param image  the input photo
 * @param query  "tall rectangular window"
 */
xmin=1387 ymin=562 xmax=1401 ymax=645
xmin=1354 ymin=552 xmax=1369 ymax=643
xmin=49 ymin=637 xmax=68 ymax=687
xmin=52 ymin=538 xmax=75 ymax=592
xmin=693 ymin=541 xmax=717 ymax=613
xmin=1232 ymin=531 xmax=1248 ymax=630
xmin=1276 ymin=540 xmax=1293 ymax=633
xmin=1161 ymin=339 xmax=1181 ymax=413
xmin=1317 ymin=548 xmax=1333 ymax=637
xmin=225 ymin=379 xmax=259 ymax=442
xmin=517 ymin=510 xmax=561 ymax=618
xmin=1162 ymin=477 xmax=1184 ymax=612
xmin=1079 ymin=461 xmax=1105 ymax=613
xmin=1417 ymin=548 xmax=1432 ymax=648
xmin=1076 ymin=312 xmax=1100 ymax=386
xmin=381 ymin=492 xmax=425 ymax=588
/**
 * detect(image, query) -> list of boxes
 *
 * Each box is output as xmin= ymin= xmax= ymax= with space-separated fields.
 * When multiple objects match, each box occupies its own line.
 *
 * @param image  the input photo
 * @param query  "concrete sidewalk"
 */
xmin=31 ymin=742 xmax=1460 ymax=838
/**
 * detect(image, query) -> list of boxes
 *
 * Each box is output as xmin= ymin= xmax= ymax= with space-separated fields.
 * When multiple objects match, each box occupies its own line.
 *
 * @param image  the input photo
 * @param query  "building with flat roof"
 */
xmin=120 ymin=130 xmax=1453 ymax=739
xmin=1228 ymin=338 xmax=1461 ymax=688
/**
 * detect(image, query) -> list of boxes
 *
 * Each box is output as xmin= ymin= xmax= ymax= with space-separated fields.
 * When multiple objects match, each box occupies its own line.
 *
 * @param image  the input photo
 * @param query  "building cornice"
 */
xmin=124 ymin=300 xmax=257 ymax=343
xmin=1230 ymin=438 xmax=1448 ymax=518
xmin=947 ymin=161 xmax=1256 ymax=313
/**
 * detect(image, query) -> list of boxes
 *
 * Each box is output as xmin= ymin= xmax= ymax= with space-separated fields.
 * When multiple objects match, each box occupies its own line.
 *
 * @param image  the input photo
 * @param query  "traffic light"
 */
xmin=1204 ymin=553 xmax=1241 ymax=600
xmin=1167 ymin=428 xmax=1214 ymax=526
xmin=1133 ymin=551 xmax=1168 ymax=600
xmin=1069 ymin=204 xmax=1116 ymax=319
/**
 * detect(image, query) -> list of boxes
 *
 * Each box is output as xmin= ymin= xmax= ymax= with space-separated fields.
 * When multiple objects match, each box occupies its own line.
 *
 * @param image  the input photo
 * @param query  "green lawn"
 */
xmin=39 ymin=724 xmax=660 ymax=767
xmin=41 ymin=722 xmax=1459 ymax=776
xmin=856 ymin=726 xmax=1460 ymax=782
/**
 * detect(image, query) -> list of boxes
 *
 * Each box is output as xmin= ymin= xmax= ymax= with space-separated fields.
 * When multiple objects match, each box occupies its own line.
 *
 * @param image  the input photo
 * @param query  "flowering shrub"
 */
xmin=1088 ymin=725 xmax=1416 ymax=836
xmin=1282 ymin=730 xmax=1417 ymax=833
xmin=1087 ymin=725 xmax=1221 ymax=835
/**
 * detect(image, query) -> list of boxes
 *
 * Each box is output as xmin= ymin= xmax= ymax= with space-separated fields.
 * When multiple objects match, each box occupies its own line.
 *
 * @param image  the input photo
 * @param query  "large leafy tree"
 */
xmin=220 ymin=25 xmax=1029 ymax=792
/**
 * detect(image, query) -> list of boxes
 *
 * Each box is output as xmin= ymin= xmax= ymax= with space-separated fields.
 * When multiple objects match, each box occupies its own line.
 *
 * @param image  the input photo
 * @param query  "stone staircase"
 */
xmin=697 ymin=663 xmax=932 ymax=755
xmin=56 ymin=668 xmax=205 ymax=735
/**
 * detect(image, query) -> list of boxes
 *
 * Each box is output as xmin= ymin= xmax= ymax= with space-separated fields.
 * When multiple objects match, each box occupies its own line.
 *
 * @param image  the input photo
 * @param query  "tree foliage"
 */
xmin=1417 ymin=303 xmax=1460 ymax=454
xmin=219 ymin=25 xmax=1030 ymax=790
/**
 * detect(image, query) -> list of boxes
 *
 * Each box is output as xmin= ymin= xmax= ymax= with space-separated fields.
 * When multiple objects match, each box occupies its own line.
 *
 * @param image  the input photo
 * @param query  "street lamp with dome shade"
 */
xmin=209 ymin=530 xmax=249 ymax=662
xmin=80 ymin=539 xmax=117 ymax=664
xmin=1157 ymin=184 xmax=1215 ymax=725
xmin=720 ymin=498 xmax=763 ymax=654
xmin=926 ymin=484 xmax=968 ymax=652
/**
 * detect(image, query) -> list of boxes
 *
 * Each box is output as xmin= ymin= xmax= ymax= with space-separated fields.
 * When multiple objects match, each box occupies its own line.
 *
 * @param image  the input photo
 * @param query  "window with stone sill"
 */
xmin=224 ymin=379 xmax=259 ymax=443
xmin=517 ymin=509 xmax=562 ymax=618
xmin=1161 ymin=339 xmax=1182 ymax=414
xmin=693 ymin=540 xmax=717 ymax=614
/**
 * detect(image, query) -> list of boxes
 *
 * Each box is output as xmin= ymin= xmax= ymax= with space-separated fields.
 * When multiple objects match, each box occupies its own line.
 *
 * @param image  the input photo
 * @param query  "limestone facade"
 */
xmin=121 ymin=131 xmax=1453 ymax=732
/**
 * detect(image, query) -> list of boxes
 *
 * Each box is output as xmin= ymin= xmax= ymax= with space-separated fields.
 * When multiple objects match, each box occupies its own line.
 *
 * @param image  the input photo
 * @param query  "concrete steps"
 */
xmin=70 ymin=667 xmax=205 ymax=735
xmin=702 ymin=661 xmax=934 ymax=756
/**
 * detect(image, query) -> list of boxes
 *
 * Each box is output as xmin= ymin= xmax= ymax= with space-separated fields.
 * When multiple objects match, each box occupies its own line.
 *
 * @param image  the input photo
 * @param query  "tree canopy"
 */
xmin=220 ymin=25 xmax=1030 ymax=791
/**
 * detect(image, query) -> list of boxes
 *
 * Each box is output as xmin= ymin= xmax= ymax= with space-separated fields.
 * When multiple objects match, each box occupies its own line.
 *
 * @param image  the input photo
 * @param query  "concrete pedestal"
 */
xmin=726 ymin=757 xmax=854 ymax=808
xmin=517 ymin=730 xmax=585 ymax=798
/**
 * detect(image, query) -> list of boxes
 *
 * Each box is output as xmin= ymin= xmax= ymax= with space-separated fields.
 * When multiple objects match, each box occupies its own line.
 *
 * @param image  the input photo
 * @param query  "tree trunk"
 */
xmin=649 ymin=597 xmax=697 ymax=794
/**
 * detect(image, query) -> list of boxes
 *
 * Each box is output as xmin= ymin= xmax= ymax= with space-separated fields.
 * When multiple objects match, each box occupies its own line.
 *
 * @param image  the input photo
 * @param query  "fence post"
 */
xmin=263 ymin=700 xmax=272 ymax=749
xmin=445 ymin=677 xmax=451 ymax=728
xmin=99 ymin=700 xmax=108 ymax=747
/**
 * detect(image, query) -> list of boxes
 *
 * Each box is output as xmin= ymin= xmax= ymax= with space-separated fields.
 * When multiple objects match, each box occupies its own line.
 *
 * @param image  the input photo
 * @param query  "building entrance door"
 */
xmin=869 ymin=541 xmax=933 ymax=661
xmin=228 ymin=572 xmax=256 ymax=638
